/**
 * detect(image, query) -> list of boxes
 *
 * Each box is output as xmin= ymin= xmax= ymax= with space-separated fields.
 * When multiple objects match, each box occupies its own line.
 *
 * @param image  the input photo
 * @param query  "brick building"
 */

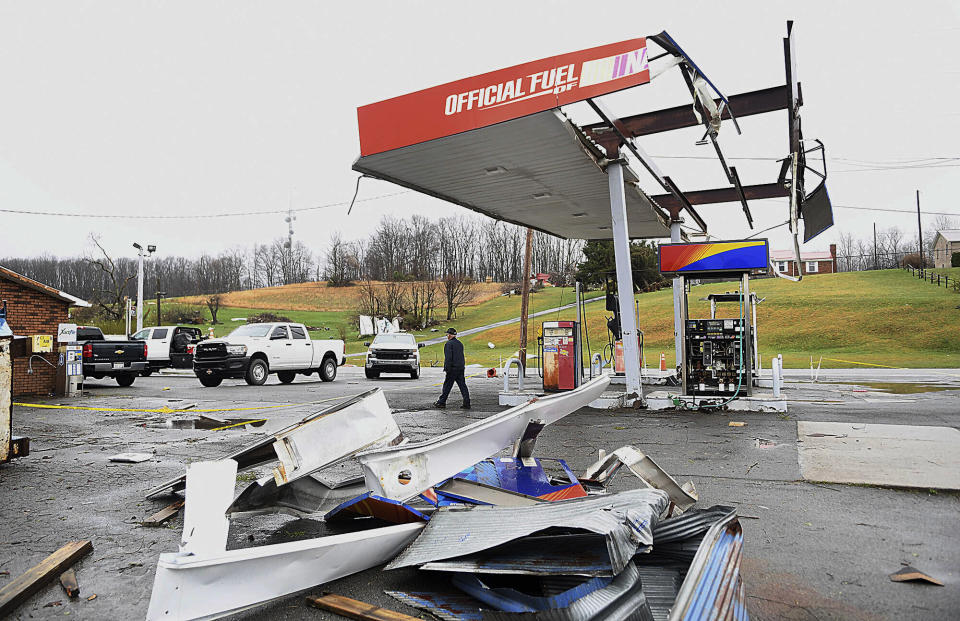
xmin=0 ymin=266 xmax=88 ymax=396
xmin=770 ymin=244 xmax=838 ymax=277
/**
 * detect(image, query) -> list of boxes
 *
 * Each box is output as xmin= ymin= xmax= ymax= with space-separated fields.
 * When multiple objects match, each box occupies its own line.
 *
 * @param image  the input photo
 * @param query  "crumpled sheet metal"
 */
xmin=390 ymin=562 xmax=654 ymax=621
xmin=583 ymin=447 xmax=697 ymax=511
xmin=452 ymin=572 xmax=612 ymax=612
xmin=146 ymin=522 xmax=423 ymax=621
xmin=271 ymin=387 xmax=402 ymax=486
xmin=145 ymin=388 xmax=399 ymax=499
xmin=651 ymin=506 xmax=736 ymax=545
xmin=419 ymin=533 xmax=615 ymax=577
xmin=227 ymin=474 xmax=366 ymax=518
xmin=359 ymin=376 xmax=610 ymax=502
xmin=667 ymin=512 xmax=748 ymax=621
xmin=386 ymin=488 xmax=669 ymax=575
xmin=324 ymin=491 xmax=432 ymax=524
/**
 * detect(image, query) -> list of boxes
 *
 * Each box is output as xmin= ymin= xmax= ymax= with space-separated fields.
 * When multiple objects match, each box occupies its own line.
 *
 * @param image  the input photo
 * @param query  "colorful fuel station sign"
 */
xmin=659 ymin=240 xmax=770 ymax=275
xmin=357 ymin=39 xmax=651 ymax=156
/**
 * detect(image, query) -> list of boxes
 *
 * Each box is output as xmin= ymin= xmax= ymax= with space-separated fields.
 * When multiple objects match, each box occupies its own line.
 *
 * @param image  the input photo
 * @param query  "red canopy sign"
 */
xmin=357 ymin=39 xmax=650 ymax=156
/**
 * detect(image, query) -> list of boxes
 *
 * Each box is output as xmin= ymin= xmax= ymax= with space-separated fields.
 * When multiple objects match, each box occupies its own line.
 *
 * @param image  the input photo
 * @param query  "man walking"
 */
xmin=434 ymin=328 xmax=470 ymax=409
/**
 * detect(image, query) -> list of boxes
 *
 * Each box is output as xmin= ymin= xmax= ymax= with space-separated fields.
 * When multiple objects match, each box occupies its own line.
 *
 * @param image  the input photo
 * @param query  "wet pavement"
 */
xmin=2 ymin=366 xmax=958 ymax=620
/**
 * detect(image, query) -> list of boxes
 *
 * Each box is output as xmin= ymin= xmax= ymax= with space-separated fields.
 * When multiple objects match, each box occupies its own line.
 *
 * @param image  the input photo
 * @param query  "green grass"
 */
xmin=450 ymin=270 xmax=960 ymax=369
xmin=162 ymin=270 xmax=960 ymax=369
xmin=929 ymin=266 xmax=960 ymax=279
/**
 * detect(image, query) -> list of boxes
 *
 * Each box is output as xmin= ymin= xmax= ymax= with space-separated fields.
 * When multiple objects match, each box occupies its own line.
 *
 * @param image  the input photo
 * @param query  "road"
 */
xmin=2 ymin=367 xmax=958 ymax=619
xmin=346 ymin=295 xmax=604 ymax=356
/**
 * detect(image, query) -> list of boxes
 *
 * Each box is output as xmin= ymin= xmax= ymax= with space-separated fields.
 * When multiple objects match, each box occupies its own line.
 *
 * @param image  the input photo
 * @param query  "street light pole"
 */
xmin=133 ymin=242 xmax=156 ymax=332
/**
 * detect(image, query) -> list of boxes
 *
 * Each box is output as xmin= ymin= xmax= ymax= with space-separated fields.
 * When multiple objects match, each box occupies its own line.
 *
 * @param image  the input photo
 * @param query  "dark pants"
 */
xmin=438 ymin=369 xmax=470 ymax=405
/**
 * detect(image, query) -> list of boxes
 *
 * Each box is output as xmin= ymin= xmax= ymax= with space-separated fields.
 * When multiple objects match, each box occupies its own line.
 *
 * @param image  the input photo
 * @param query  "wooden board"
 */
xmin=140 ymin=500 xmax=184 ymax=527
xmin=0 ymin=540 xmax=93 ymax=616
xmin=306 ymin=593 xmax=420 ymax=621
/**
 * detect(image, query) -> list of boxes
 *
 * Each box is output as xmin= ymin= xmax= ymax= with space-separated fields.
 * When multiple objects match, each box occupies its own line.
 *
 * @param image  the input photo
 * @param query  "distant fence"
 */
xmin=903 ymin=266 xmax=960 ymax=293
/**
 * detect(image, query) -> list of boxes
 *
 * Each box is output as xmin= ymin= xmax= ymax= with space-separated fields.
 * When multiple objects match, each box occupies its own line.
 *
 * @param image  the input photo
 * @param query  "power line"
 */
xmin=0 ymin=190 xmax=410 ymax=220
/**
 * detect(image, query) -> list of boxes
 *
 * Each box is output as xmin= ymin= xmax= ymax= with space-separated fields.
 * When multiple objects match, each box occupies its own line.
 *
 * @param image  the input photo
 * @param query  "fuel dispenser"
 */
xmin=539 ymin=320 xmax=580 ymax=391
xmin=56 ymin=344 xmax=83 ymax=397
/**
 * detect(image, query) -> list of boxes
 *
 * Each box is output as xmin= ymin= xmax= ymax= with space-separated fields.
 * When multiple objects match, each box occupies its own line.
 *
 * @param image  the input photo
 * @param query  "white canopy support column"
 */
xmin=671 ymin=220 xmax=684 ymax=374
xmin=607 ymin=157 xmax=642 ymax=400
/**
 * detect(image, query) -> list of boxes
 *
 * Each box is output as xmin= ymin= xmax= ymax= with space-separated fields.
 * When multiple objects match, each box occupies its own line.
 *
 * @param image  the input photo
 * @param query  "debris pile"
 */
xmin=143 ymin=377 xmax=749 ymax=620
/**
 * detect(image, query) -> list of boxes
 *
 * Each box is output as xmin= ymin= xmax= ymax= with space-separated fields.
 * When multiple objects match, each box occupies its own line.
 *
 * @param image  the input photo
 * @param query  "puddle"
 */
xmin=832 ymin=381 xmax=960 ymax=395
xmin=145 ymin=416 xmax=266 ymax=430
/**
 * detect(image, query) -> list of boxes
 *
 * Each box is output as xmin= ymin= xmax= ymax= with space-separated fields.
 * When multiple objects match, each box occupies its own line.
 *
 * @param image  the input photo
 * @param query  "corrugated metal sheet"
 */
xmin=386 ymin=489 xmax=670 ymax=574
xmin=353 ymin=110 xmax=670 ymax=241
xmin=420 ymin=533 xmax=614 ymax=576
xmin=668 ymin=513 xmax=749 ymax=621
xmin=483 ymin=562 xmax=654 ymax=621
xmin=652 ymin=506 xmax=736 ymax=545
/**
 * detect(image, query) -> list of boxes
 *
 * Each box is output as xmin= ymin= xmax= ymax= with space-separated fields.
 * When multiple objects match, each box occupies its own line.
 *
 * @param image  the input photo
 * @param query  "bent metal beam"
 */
xmin=358 ymin=376 xmax=611 ymax=501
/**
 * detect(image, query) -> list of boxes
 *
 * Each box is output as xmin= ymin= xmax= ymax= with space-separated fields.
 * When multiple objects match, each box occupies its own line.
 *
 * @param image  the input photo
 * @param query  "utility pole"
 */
xmin=517 ymin=228 xmax=534 ymax=376
xmin=873 ymin=223 xmax=878 ymax=270
xmin=916 ymin=190 xmax=924 ymax=267
xmin=155 ymin=274 xmax=165 ymax=327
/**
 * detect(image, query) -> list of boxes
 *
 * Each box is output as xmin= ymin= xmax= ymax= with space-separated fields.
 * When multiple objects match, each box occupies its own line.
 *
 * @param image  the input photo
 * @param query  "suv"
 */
xmin=193 ymin=322 xmax=345 ymax=387
xmin=364 ymin=332 xmax=422 ymax=379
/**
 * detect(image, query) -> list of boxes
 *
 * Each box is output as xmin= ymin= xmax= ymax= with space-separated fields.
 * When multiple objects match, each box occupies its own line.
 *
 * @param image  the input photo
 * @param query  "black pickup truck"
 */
xmin=78 ymin=326 xmax=148 ymax=387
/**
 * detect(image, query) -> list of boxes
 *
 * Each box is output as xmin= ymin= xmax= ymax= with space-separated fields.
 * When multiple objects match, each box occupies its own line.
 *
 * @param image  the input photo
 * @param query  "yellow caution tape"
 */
xmin=209 ymin=418 xmax=268 ymax=431
xmin=819 ymin=357 xmax=900 ymax=369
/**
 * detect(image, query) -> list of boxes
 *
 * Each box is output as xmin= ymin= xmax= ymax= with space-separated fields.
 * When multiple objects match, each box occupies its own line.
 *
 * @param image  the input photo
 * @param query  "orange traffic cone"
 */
xmin=659 ymin=352 xmax=666 ymax=371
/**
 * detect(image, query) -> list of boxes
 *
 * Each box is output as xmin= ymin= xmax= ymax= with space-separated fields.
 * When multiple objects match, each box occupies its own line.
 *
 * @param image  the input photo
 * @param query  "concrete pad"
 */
xmin=797 ymin=421 xmax=960 ymax=490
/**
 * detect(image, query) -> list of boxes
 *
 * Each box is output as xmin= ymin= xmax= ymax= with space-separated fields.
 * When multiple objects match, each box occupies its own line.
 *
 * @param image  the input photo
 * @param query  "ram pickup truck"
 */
xmin=78 ymin=326 xmax=148 ymax=387
xmin=193 ymin=322 xmax=345 ymax=387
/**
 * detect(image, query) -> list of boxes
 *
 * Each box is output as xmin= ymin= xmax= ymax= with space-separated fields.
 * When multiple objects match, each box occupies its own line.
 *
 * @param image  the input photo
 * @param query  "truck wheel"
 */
xmin=198 ymin=374 xmax=223 ymax=388
xmin=141 ymin=368 xmax=153 ymax=377
xmin=364 ymin=368 xmax=379 ymax=379
xmin=410 ymin=365 xmax=420 ymax=380
xmin=278 ymin=371 xmax=296 ymax=384
xmin=245 ymin=358 xmax=269 ymax=386
xmin=320 ymin=357 xmax=337 ymax=382
xmin=116 ymin=373 xmax=136 ymax=387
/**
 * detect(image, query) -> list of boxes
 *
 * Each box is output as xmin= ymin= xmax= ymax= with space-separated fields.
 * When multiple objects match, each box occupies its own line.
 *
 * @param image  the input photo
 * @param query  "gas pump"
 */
xmin=540 ymin=321 xmax=580 ymax=392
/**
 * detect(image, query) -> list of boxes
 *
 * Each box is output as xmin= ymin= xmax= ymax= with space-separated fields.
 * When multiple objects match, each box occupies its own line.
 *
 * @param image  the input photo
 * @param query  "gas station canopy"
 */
xmin=354 ymin=109 xmax=669 ymax=239
xmin=353 ymin=38 xmax=672 ymax=240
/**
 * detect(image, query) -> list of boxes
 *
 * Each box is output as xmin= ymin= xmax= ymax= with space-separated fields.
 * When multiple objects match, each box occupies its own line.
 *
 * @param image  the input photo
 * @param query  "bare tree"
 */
xmin=324 ymin=232 xmax=353 ymax=286
xmin=83 ymin=234 xmax=136 ymax=319
xmin=206 ymin=294 xmax=223 ymax=325
xmin=441 ymin=274 xmax=475 ymax=320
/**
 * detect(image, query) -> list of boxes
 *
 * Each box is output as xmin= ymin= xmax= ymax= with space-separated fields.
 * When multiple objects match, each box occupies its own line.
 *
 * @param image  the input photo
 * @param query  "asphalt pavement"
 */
xmin=1 ymin=366 xmax=958 ymax=620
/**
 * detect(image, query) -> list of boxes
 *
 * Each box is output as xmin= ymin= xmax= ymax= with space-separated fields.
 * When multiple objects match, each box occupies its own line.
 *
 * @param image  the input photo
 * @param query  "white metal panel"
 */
xmin=147 ymin=523 xmax=423 ymax=620
xmin=353 ymin=110 xmax=669 ymax=240
xmin=271 ymin=387 xmax=401 ymax=486
xmin=180 ymin=460 xmax=237 ymax=556
xmin=357 ymin=375 xmax=610 ymax=501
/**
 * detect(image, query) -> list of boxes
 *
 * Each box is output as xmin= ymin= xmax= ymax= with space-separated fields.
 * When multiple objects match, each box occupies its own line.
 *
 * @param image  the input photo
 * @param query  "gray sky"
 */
xmin=1 ymin=1 xmax=958 ymax=262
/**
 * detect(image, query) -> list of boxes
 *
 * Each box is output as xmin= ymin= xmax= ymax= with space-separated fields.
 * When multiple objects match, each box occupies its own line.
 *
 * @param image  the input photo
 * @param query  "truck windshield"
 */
xmin=372 ymin=334 xmax=416 ymax=346
xmin=229 ymin=324 xmax=272 ymax=338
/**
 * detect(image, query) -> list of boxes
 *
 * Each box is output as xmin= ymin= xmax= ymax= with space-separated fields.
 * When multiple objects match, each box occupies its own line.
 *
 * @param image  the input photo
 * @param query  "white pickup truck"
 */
xmin=192 ymin=322 xmax=345 ymax=387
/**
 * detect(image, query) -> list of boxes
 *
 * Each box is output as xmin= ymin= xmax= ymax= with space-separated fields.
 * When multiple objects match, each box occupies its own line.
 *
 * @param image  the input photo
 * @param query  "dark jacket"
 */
xmin=443 ymin=337 xmax=465 ymax=373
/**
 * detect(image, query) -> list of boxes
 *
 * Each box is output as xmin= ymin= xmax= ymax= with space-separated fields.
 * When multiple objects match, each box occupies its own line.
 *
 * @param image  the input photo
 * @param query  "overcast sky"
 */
xmin=1 ymin=1 xmax=958 ymax=262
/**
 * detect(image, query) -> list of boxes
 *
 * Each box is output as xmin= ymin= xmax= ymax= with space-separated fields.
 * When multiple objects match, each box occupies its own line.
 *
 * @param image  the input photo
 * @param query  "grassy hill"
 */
xmin=169 ymin=270 xmax=960 ymax=369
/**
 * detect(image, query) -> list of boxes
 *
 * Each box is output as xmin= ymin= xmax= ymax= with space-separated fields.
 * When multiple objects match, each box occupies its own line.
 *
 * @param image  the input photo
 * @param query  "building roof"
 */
xmin=770 ymin=249 xmax=833 ymax=261
xmin=0 ymin=265 xmax=91 ymax=307
xmin=935 ymin=229 xmax=960 ymax=243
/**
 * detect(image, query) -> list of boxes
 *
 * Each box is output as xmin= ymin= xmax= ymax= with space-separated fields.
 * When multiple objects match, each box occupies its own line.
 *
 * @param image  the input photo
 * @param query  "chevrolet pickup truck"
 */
xmin=78 ymin=326 xmax=148 ymax=387
xmin=192 ymin=322 xmax=345 ymax=387
xmin=131 ymin=325 xmax=203 ymax=374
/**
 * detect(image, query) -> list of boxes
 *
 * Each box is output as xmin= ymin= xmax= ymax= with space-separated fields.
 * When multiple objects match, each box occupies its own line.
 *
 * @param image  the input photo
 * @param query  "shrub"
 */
xmin=248 ymin=312 xmax=293 ymax=323
xmin=162 ymin=304 xmax=205 ymax=324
